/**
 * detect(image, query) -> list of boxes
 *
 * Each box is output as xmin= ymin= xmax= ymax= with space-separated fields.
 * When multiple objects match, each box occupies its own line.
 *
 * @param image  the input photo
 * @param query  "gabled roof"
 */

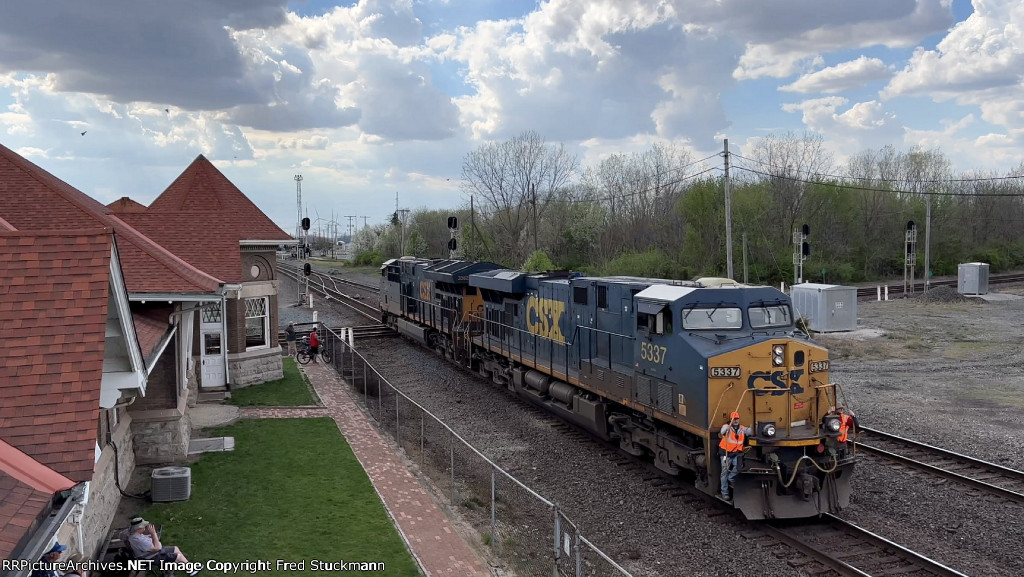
xmin=0 ymin=231 xmax=112 ymax=482
xmin=0 ymin=143 xmax=221 ymax=294
xmin=106 ymin=197 xmax=147 ymax=213
xmin=119 ymin=154 xmax=292 ymax=282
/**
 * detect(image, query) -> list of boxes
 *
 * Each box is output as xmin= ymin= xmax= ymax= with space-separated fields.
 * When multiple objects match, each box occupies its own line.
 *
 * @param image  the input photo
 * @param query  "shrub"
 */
xmin=353 ymin=250 xmax=385 ymax=267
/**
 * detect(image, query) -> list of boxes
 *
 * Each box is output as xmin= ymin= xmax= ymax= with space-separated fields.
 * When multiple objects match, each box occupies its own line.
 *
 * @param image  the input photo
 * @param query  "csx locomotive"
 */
xmin=380 ymin=258 xmax=855 ymax=519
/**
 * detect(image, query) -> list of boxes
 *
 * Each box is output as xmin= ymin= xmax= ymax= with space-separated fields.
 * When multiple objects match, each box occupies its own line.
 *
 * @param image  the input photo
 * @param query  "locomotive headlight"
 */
xmin=761 ymin=423 xmax=777 ymax=438
xmin=824 ymin=416 xmax=841 ymax=432
xmin=772 ymin=344 xmax=785 ymax=366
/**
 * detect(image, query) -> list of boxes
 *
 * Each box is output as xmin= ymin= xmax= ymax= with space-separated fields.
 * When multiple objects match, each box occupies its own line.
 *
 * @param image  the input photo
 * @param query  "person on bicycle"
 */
xmin=308 ymin=328 xmax=319 ymax=363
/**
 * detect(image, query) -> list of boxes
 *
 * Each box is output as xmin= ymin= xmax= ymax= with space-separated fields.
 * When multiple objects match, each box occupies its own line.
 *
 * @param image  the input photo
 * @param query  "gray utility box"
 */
xmin=958 ymin=262 xmax=990 ymax=295
xmin=790 ymin=283 xmax=857 ymax=333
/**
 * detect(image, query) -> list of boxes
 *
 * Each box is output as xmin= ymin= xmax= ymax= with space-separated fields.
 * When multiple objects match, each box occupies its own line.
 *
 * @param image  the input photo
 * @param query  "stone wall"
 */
xmin=80 ymin=412 xmax=135 ymax=558
xmin=130 ymin=400 xmax=191 ymax=466
xmin=228 ymin=348 xmax=283 ymax=387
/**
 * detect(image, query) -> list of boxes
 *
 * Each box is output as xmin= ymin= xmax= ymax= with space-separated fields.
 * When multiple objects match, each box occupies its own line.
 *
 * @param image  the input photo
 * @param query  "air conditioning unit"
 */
xmin=151 ymin=467 xmax=191 ymax=502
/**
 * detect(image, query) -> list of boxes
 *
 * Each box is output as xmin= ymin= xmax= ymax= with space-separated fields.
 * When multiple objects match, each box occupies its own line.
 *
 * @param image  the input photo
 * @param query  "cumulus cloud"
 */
xmin=781 ymin=56 xmax=892 ymax=94
xmin=779 ymin=97 xmax=905 ymax=161
xmin=882 ymin=0 xmax=1024 ymax=142
xmin=726 ymin=0 xmax=952 ymax=80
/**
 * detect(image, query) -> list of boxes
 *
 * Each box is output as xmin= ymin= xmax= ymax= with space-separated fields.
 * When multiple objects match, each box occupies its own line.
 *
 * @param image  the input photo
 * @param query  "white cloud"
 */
xmin=778 ymin=97 xmax=904 ymax=163
xmin=781 ymin=56 xmax=892 ymax=94
xmin=727 ymin=0 xmax=952 ymax=80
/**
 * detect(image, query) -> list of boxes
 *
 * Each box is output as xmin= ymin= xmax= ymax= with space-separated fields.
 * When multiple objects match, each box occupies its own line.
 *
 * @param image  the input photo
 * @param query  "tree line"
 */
xmin=350 ymin=130 xmax=1024 ymax=284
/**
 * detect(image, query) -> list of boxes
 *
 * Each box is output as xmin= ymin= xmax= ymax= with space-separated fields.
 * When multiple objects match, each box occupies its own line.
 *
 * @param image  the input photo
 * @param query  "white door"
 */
xmin=201 ymin=331 xmax=226 ymax=388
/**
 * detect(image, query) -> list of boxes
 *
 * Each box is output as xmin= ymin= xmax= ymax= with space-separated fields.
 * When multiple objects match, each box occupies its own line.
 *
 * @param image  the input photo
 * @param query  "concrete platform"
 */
xmin=189 ymin=403 xmax=240 ymax=430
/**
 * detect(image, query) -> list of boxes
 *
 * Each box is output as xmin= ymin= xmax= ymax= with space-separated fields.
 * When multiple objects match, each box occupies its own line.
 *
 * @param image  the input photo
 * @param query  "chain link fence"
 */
xmin=322 ymin=328 xmax=633 ymax=577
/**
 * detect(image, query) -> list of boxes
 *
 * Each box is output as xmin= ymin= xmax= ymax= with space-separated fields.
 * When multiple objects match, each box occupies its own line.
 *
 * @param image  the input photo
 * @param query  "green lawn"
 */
xmin=228 ymin=357 xmax=318 ymax=406
xmin=134 ymin=418 xmax=421 ymax=576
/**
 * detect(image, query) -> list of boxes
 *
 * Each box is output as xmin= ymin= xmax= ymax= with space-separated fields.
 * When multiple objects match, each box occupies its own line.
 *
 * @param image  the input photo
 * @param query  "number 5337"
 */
xmin=640 ymin=342 xmax=668 ymax=364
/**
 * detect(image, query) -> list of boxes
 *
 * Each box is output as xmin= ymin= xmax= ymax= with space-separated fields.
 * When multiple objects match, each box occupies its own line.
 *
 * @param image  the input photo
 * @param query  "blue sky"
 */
xmin=2 ymin=0 xmax=1023 ymax=235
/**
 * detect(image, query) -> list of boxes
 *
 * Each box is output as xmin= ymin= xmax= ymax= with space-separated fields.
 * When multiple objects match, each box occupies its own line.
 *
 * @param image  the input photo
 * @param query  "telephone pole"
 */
xmin=294 ymin=174 xmax=303 ymax=304
xmin=723 ymin=139 xmax=734 ymax=280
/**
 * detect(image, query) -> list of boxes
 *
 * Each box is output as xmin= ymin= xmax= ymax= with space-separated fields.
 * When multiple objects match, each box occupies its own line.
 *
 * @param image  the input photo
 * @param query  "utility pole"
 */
xmin=344 ymin=216 xmax=356 ymax=245
xmin=924 ymin=192 xmax=932 ymax=294
xmin=361 ymin=216 xmax=369 ymax=229
xmin=724 ymin=139 xmax=734 ymax=280
xmin=742 ymin=232 xmax=748 ymax=284
xmin=470 ymin=195 xmax=475 ymax=260
xmin=531 ymin=182 xmax=538 ymax=253
xmin=294 ymin=174 xmax=303 ymax=304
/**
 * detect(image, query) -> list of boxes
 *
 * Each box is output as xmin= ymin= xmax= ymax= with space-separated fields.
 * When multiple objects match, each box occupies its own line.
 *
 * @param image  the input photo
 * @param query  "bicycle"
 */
xmin=295 ymin=336 xmax=331 ymax=364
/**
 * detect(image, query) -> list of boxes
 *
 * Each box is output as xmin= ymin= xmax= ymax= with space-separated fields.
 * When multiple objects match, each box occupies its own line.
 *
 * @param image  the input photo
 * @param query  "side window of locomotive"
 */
xmin=573 ymin=286 xmax=588 ymax=305
xmin=748 ymin=304 xmax=792 ymax=329
xmin=681 ymin=307 xmax=743 ymax=330
xmin=597 ymin=286 xmax=608 ymax=309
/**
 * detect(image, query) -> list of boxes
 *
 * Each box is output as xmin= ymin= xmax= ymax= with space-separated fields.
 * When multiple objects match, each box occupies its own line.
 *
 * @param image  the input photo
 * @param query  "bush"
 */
xmin=352 ymin=250 xmax=385 ymax=267
xmin=603 ymin=249 xmax=689 ymax=280
xmin=522 ymin=250 xmax=555 ymax=272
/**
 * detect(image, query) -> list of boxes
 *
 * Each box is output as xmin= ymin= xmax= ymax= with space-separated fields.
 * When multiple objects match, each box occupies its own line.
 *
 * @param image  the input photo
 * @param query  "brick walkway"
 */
xmin=239 ymin=362 xmax=492 ymax=577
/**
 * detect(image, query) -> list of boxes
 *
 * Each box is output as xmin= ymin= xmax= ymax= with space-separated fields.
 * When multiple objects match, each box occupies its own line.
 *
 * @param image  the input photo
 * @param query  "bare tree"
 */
xmin=461 ymin=130 xmax=579 ymax=265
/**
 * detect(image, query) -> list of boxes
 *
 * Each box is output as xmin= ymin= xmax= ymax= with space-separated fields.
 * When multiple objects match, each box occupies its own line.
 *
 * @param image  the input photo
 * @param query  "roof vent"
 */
xmin=151 ymin=466 xmax=191 ymax=502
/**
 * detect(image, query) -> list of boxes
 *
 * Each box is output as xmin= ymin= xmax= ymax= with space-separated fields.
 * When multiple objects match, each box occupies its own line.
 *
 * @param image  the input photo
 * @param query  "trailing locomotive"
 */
xmin=380 ymin=257 xmax=855 ymax=519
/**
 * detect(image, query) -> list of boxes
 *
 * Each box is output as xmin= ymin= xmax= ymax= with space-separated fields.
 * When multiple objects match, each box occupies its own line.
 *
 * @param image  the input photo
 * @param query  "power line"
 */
xmin=730 ymin=165 xmax=1024 ymax=198
xmin=729 ymin=151 xmax=1024 ymax=185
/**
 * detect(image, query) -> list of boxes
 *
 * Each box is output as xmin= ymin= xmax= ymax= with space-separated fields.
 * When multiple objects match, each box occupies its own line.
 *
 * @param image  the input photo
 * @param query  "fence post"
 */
xmin=490 ymin=467 xmax=497 ymax=554
xmin=450 ymin=433 xmax=456 ymax=506
xmin=420 ymin=412 xmax=424 ymax=466
xmin=396 ymin=390 xmax=401 ymax=446
xmin=553 ymin=503 xmax=561 ymax=577
xmin=363 ymin=361 xmax=367 ymax=407
xmin=575 ymin=532 xmax=582 ymax=577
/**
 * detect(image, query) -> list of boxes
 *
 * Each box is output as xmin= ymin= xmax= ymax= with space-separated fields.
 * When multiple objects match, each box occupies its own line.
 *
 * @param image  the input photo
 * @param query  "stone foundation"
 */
xmin=228 ymin=347 xmax=284 ymax=388
xmin=130 ymin=395 xmax=191 ymax=465
xmin=81 ymin=414 xmax=135 ymax=558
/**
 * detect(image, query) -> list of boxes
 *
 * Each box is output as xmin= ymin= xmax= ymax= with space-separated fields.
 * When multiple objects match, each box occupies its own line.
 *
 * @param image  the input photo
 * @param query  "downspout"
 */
xmin=221 ymin=293 xmax=230 ymax=387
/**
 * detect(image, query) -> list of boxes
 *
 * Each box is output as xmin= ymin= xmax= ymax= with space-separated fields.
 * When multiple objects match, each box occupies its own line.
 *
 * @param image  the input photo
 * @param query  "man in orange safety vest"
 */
xmin=719 ymin=411 xmax=753 ymax=501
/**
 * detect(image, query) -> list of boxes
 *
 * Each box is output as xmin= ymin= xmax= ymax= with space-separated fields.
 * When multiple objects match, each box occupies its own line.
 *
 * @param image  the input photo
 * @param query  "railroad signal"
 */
xmin=303 ymin=263 xmax=311 ymax=276
xmin=447 ymin=216 xmax=458 ymax=230
xmin=301 ymin=217 xmax=310 ymax=231
xmin=448 ymin=238 xmax=457 ymax=251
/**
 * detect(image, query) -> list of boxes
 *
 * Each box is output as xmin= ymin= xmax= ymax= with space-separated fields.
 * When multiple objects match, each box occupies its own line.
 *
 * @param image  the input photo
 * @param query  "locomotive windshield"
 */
xmin=681 ymin=306 xmax=743 ymax=330
xmin=749 ymin=304 xmax=792 ymax=328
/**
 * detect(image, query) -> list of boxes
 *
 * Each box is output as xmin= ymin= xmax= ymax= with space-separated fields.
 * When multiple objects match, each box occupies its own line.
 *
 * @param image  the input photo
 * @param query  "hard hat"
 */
xmin=730 ymin=411 xmax=740 ymax=420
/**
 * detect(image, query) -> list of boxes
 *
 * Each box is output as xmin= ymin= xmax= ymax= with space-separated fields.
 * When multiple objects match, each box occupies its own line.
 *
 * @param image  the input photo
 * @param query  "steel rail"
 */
xmin=764 ymin=514 xmax=969 ymax=577
xmin=855 ymin=426 xmax=1024 ymax=504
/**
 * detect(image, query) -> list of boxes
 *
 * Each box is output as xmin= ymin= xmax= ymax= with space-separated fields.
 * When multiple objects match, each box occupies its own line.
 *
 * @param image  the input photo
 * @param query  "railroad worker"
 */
xmin=31 ymin=542 xmax=66 ymax=577
xmin=127 ymin=517 xmax=200 ymax=576
xmin=285 ymin=321 xmax=297 ymax=356
xmin=308 ymin=328 xmax=320 ymax=363
xmin=834 ymin=405 xmax=858 ymax=446
xmin=719 ymin=411 xmax=753 ymax=501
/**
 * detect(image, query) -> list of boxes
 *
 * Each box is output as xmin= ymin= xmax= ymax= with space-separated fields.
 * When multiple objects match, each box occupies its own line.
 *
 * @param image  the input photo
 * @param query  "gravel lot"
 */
xmin=279 ymin=269 xmax=1024 ymax=576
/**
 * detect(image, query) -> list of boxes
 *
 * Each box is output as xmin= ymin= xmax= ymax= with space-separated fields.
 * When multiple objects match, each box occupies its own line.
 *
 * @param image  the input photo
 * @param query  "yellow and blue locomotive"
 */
xmin=380 ymin=258 xmax=855 ymax=519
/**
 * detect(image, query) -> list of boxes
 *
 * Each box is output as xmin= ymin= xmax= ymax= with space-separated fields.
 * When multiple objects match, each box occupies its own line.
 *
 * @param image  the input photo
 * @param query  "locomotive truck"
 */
xmin=380 ymin=257 xmax=855 ymax=519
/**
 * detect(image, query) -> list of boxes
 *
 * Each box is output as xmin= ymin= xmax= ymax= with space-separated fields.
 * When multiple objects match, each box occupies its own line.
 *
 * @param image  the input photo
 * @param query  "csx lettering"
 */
xmin=748 ymin=370 xmax=805 ymax=395
xmin=526 ymin=296 xmax=565 ymax=342
xmin=640 ymin=342 xmax=668 ymax=364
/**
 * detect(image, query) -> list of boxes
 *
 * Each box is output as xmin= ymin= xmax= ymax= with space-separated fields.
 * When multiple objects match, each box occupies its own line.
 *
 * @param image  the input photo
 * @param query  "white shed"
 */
xmin=957 ymin=262 xmax=989 ymax=295
xmin=790 ymin=283 xmax=857 ymax=333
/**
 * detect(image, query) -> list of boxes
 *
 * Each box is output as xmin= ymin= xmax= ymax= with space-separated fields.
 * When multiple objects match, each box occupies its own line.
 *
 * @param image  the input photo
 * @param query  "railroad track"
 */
xmin=855 ymin=426 xmax=1024 ymax=505
xmin=759 ymin=515 xmax=967 ymax=576
xmin=854 ymin=272 xmax=1024 ymax=300
xmin=278 ymin=262 xmax=382 ymax=322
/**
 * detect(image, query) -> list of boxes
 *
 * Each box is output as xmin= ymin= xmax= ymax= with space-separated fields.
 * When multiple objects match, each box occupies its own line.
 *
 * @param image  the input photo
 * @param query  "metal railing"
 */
xmin=321 ymin=327 xmax=634 ymax=577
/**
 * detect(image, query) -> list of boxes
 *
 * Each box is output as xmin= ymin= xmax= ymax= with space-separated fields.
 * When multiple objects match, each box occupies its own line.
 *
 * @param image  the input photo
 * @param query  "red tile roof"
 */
xmin=107 ymin=197 xmax=147 ymax=213
xmin=0 ymin=231 xmax=112 ymax=482
xmin=0 ymin=142 xmax=221 ymax=294
xmin=132 ymin=306 xmax=174 ymax=362
xmin=119 ymin=155 xmax=291 ymax=282
xmin=0 ymin=472 xmax=52 ymax=559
